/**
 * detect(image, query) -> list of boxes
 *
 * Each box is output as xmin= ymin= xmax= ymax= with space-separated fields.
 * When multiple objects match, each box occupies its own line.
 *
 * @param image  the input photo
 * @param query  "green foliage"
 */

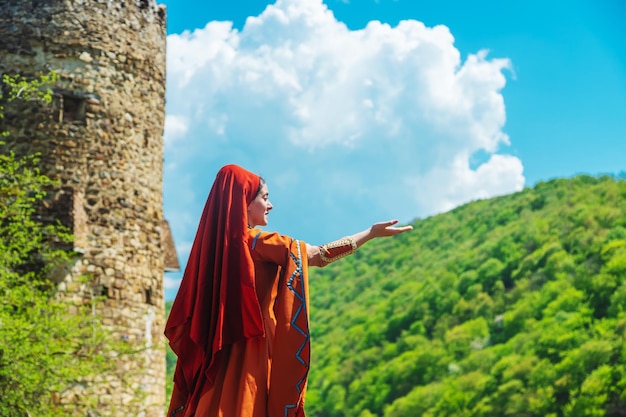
xmin=0 ymin=73 xmax=134 ymax=416
xmin=305 ymin=175 xmax=626 ymax=417
xmin=1 ymin=73 xmax=57 ymax=103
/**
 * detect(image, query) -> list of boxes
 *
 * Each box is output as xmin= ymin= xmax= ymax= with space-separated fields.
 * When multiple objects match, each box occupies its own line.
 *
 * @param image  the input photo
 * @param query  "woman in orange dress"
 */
xmin=165 ymin=164 xmax=412 ymax=417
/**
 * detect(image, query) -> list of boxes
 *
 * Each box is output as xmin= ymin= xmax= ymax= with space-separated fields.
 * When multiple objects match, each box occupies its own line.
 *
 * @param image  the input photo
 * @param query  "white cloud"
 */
xmin=162 ymin=0 xmax=525 ymax=298
xmin=408 ymin=153 xmax=525 ymax=214
xmin=164 ymin=114 xmax=189 ymax=146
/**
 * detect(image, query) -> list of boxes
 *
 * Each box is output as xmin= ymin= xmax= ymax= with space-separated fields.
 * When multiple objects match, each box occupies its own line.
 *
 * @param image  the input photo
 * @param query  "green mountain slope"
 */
xmin=306 ymin=175 xmax=626 ymax=417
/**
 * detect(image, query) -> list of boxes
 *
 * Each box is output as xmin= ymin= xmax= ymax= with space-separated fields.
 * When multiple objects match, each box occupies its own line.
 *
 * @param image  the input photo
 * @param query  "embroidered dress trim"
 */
xmin=283 ymin=240 xmax=309 ymax=417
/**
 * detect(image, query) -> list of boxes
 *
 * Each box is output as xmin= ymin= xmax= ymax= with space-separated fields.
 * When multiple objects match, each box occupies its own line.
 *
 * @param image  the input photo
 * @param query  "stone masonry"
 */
xmin=0 ymin=0 xmax=174 ymax=415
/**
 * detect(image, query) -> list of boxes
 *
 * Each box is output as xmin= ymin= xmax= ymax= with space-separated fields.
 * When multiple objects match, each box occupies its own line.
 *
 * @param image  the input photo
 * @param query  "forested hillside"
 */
xmin=166 ymin=175 xmax=626 ymax=417
xmin=306 ymin=175 xmax=626 ymax=417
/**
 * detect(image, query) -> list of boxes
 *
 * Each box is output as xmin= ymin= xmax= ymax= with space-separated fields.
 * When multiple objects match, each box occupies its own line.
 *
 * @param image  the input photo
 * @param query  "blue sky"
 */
xmin=159 ymin=0 xmax=625 ymax=300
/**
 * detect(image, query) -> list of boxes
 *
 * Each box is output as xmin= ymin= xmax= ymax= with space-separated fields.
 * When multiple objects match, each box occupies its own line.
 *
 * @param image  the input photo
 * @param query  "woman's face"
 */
xmin=247 ymin=183 xmax=273 ymax=227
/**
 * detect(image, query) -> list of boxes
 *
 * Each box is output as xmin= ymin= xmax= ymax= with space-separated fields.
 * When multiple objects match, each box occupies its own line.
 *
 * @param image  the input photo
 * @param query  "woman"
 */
xmin=165 ymin=164 xmax=412 ymax=417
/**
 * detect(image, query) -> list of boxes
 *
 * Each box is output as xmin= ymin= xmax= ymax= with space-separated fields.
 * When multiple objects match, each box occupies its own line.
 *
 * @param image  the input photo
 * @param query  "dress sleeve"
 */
xmin=248 ymin=230 xmax=295 ymax=266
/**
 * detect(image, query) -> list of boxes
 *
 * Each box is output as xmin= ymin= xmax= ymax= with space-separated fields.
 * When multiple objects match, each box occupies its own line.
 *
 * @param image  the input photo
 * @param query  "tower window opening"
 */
xmin=52 ymin=89 xmax=88 ymax=124
xmin=100 ymin=286 xmax=110 ymax=298
xmin=145 ymin=288 xmax=153 ymax=305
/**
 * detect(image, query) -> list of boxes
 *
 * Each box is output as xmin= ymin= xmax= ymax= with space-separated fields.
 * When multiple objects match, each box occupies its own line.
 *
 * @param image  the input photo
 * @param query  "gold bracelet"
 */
xmin=319 ymin=237 xmax=357 ymax=264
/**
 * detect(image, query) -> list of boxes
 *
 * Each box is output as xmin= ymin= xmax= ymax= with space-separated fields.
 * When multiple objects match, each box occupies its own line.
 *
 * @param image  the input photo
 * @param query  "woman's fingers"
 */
xmin=372 ymin=220 xmax=413 ymax=236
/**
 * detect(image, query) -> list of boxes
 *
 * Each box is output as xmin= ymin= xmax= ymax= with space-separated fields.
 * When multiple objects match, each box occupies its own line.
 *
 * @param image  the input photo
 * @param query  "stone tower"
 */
xmin=0 ymin=0 xmax=177 ymax=416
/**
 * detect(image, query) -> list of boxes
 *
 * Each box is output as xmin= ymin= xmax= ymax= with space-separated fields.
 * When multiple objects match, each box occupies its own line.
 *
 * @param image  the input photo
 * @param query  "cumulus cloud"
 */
xmin=162 ymin=0 xmax=525 ymax=297
xmin=408 ymin=153 xmax=525 ymax=214
xmin=164 ymin=114 xmax=189 ymax=146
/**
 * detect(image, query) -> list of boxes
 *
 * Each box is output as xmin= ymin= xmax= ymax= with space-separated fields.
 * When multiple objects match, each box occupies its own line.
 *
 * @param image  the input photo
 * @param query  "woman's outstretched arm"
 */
xmin=307 ymin=219 xmax=413 ymax=267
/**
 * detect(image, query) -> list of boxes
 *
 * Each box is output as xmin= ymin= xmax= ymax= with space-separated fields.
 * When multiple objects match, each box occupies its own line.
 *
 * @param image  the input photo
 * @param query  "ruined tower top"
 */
xmin=0 ymin=0 xmax=168 ymax=127
xmin=1 ymin=0 xmax=166 ymax=81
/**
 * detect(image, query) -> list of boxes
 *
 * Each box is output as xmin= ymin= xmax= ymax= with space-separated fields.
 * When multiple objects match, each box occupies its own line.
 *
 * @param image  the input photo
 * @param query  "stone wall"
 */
xmin=0 ymin=0 xmax=168 ymax=415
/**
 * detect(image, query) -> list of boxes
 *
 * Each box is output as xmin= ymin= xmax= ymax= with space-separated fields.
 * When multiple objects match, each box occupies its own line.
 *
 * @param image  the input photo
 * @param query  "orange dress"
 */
xmin=191 ymin=229 xmax=311 ymax=417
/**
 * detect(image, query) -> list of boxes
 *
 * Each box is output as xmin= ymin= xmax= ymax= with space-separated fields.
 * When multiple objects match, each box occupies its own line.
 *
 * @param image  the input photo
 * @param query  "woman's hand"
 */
xmin=369 ymin=219 xmax=413 ymax=238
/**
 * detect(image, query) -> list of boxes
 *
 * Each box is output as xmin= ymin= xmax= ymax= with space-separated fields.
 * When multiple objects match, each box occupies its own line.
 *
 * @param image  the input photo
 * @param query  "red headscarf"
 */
xmin=165 ymin=164 xmax=263 ymax=409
